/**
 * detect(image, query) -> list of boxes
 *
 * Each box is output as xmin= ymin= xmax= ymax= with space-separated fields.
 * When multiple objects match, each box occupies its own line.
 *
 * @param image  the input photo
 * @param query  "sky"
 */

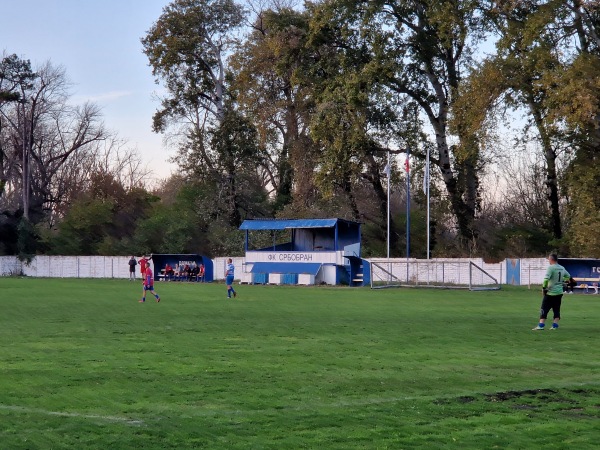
xmin=1 ymin=0 xmax=177 ymax=181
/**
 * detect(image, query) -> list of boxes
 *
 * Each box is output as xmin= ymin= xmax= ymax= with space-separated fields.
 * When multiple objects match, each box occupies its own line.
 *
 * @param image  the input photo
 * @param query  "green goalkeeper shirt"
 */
xmin=543 ymin=263 xmax=570 ymax=296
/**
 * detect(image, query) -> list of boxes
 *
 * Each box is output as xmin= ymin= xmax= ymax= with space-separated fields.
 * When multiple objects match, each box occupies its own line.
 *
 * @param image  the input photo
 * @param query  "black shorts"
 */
xmin=540 ymin=294 xmax=562 ymax=319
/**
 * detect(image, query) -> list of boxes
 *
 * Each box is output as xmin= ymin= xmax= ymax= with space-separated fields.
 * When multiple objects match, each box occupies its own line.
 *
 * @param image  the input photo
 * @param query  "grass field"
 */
xmin=0 ymin=278 xmax=599 ymax=449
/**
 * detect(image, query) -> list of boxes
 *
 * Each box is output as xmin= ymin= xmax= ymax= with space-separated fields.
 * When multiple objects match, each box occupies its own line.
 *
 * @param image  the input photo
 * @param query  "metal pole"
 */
xmin=387 ymin=150 xmax=390 ymax=260
xmin=425 ymin=146 xmax=430 ymax=260
xmin=21 ymin=99 xmax=29 ymax=221
xmin=406 ymin=148 xmax=410 ymax=281
xmin=424 ymin=146 xmax=431 ymax=284
xmin=386 ymin=151 xmax=391 ymax=282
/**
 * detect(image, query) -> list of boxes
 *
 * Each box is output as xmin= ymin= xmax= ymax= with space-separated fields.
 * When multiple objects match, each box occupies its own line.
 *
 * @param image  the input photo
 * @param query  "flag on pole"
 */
xmin=404 ymin=157 xmax=410 ymax=173
xmin=384 ymin=163 xmax=391 ymax=177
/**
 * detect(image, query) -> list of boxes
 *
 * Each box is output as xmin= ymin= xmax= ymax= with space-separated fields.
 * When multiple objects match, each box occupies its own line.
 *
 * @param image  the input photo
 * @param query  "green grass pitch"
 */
xmin=1 ymin=278 xmax=599 ymax=449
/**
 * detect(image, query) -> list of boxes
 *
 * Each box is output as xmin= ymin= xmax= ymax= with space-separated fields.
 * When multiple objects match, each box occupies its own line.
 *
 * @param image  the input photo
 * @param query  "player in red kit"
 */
xmin=139 ymin=256 xmax=149 ymax=277
xmin=140 ymin=263 xmax=160 ymax=303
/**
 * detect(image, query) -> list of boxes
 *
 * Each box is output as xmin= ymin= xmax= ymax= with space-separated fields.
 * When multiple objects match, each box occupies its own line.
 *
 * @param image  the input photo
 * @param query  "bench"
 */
xmin=570 ymin=277 xmax=599 ymax=294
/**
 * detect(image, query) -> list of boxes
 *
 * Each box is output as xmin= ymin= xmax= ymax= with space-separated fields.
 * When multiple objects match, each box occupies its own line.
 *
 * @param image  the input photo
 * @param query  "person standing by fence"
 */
xmin=128 ymin=256 xmax=137 ymax=280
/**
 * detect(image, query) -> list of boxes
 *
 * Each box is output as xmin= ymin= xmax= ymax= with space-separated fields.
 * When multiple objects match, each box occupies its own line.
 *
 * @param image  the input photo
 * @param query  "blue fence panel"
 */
xmin=253 ymin=273 xmax=268 ymax=284
xmin=282 ymin=273 xmax=298 ymax=285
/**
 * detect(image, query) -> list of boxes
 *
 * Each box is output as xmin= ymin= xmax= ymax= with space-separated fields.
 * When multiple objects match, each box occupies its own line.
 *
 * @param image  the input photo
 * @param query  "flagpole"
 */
xmin=406 ymin=148 xmax=410 ymax=282
xmin=425 ymin=146 xmax=430 ymax=260
xmin=425 ymin=146 xmax=430 ymax=285
xmin=386 ymin=150 xmax=390 ymax=261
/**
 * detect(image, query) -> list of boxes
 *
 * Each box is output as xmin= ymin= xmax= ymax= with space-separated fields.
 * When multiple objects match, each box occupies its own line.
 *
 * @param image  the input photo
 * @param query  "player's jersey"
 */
xmin=226 ymin=263 xmax=234 ymax=277
xmin=543 ymin=263 xmax=570 ymax=296
xmin=144 ymin=267 xmax=154 ymax=287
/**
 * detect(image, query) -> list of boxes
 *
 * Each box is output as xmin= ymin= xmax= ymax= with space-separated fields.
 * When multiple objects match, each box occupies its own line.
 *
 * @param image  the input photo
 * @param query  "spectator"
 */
xmin=190 ymin=263 xmax=200 ymax=281
xmin=198 ymin=264 xmax=205 ymax=282
xmin=128 ymin=256 xmax=137 ymax=281
xmin=564 ymin=276 xmax=577 ymax=294
xmin=165 ymin=263 xmax=174 ymax=281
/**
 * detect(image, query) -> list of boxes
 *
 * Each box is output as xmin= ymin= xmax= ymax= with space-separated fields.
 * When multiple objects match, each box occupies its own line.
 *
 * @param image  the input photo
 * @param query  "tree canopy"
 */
xmin=3 ymin=0 xmax=600 ymax=259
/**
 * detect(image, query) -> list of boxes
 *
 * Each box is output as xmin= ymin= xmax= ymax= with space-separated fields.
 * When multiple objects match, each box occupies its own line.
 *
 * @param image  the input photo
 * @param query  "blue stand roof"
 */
xmin=240 ymin=218 xmax=347 ymax=230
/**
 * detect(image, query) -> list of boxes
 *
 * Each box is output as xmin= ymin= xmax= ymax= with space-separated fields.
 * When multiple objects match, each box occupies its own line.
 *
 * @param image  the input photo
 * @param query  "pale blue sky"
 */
xmin=1 ymin=0 xmax=176 ymax=179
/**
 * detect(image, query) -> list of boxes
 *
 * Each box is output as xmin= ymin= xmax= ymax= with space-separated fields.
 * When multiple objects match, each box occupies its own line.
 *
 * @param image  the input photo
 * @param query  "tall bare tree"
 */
xmin=0 ymin=59 xmax=121 ymax=254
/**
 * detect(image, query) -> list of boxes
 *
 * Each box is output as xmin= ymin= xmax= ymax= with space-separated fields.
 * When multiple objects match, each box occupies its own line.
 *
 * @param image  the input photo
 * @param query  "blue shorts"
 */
xmin=144 ymin=285 xmax=155 ymax=291
xmin=226 ymin=275 xmax=234 ymax=286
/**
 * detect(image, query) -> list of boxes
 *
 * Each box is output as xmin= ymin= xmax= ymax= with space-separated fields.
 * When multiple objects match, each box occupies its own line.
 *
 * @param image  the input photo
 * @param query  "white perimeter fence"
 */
xmin=0 ymin=255 xmax=549 ymax=286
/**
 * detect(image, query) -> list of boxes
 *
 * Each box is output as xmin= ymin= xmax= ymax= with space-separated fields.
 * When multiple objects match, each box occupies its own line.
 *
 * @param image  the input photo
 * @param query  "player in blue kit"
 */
xmin=225 ymin=258 xmax=237 ymax=299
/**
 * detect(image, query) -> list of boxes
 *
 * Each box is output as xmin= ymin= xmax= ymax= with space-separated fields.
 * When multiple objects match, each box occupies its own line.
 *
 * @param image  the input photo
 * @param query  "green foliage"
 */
xmin=141 ymin=0 xmax=245 ymax=128
xmin=306 ymin=0 xmax=486 ymax=243
xmin=16 ymin=218 xmax=38 ymax=263
xmin=0 ymin=91 xmax=19 ymax=102
xmin=43 ymin=173 xmax=159 ymax=255
xmin=565 ymin=149 xmax=600 ymax=257
xmin=488 ymin=224 xmax=554 ymax=259
xmin=48 ymin=198 xmax=115 ymax=255
xmin=131 ymin=177 xmax=261 ymax=257
xmin=133 ymin=185 xmax=207 ymax=255
xmin=230 ymin=7 xmax=319 ymax=211
xmin=7 ymin=0 xmax=600 ymax=258
xmin=2 ymin=280 xmax=600 ymax=448
xmin=0 ymin=54 xmax=36 ymax=97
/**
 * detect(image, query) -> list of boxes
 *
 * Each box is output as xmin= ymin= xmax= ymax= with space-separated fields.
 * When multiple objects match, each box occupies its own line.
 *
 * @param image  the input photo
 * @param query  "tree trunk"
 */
xmin=527 ymin=94 xmax=562 ymax=239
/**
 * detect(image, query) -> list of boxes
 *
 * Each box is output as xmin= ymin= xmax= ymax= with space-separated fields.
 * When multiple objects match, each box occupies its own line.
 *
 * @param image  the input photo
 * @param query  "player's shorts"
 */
xmin=144 ymin=284 xmax=155 ymax=291
xmin=226 ymin=275 xmax=234 ymax=285
xmin=540 ymin=294 xmax=562 ymax=319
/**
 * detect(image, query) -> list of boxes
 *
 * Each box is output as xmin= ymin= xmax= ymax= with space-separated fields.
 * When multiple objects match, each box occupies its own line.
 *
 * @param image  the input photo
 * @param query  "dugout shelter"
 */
xmin=150 ymin=254 xmax=213 ymax=282
xmin=558 ymin=258 xmax=600 ymax=294
xmin=239 ymin=218 xmax=370 ymax=286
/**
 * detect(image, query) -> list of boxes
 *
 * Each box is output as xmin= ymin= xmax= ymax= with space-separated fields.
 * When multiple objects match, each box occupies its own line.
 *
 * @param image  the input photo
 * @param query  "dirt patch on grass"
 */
xmin=434 ymin=388 xmax=599 ymax=408
xmin=485 ymin=389 xmax=556 ymax=402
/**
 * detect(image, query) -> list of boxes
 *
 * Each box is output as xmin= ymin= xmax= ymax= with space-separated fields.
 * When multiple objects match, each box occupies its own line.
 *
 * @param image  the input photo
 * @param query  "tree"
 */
xmin=476 ymin=1 xmax=570 ymax=241
xmin=0 ymin=54 xmax=35 ymax=201
xmin=472 ymin=0 xmax=600 ymax=252
xmin=230 ymin=6 xmax=319 ymax=211
xmin=44 ymin=172 xmax=159 ymax=255
xmin=142 ymin=0 xmax=268 ymax=227
xmin=0 ymin=60 xmax=113 ymax=256
xmin=0 ymin=56 xmax=151 ymax=256
xmin=141 ymin=0 xmax=245 ymax=129
xmin=309 ymin=0 xmax=486 ymax=249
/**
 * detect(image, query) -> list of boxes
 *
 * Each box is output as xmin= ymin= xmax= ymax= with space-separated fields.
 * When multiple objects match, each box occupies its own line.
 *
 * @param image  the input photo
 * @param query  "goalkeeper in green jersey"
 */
xmin=532 ymin=254 xmax=571 ymax=330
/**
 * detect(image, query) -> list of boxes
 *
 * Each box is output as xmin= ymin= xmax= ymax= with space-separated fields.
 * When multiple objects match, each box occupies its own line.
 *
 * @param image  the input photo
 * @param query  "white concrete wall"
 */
xmin=0 ymin=255 xmax=554 ymax=287
xmin=0 ymin=255 xmax=132 ymax=278
xmin=213 ymin=256 xmax=245 ymax=281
